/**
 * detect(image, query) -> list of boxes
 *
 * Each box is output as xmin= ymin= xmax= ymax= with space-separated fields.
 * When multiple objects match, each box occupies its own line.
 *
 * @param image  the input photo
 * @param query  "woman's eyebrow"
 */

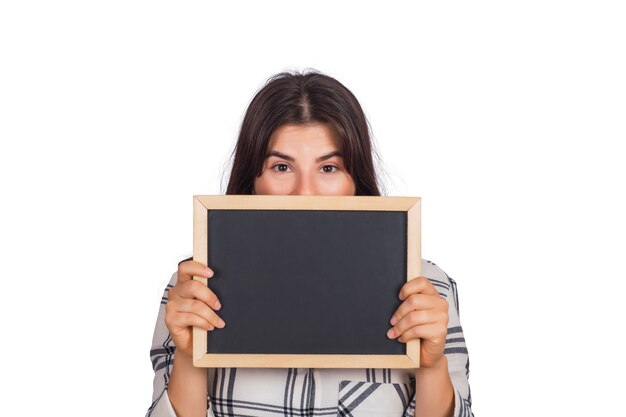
xmin=316 ymin=150 xmax=344 ymax=162
xmin=265 ymin=150 xmax=343 ymax=162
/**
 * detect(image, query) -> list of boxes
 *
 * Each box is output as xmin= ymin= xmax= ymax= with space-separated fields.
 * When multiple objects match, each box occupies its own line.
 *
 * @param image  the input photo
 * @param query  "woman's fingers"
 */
xmin=390 ymin=294 xmax=438 ymax=326
xmin=395 ymin=322 xmax=446 ymax=344
xmin=177 ymin=260 xmax=214 ymax=283
xmin=175 ymin=279 xmax=222 ymax=311
xmin=167 ymin=260 xmax=224 ymax=332
xmin=167 ymin=310 xmax=215 ymax=333
xmin=168 ymin=279 xmax=226 ymax=328
xmin=175 ymin=298 xmax=225 ymax=329
xmin=387 ymin=309 xmax=446 ymax=339
xmin=390 ymin=293 xmax=441 ymax=325
xmin=398 ymin=276 xmax=438 ymax=300
xmin=165 ymin=261 xmax=220 ymax=356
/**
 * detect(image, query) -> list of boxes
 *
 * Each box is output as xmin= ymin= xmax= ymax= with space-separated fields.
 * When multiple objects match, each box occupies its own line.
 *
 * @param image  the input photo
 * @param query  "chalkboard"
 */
xmin=192 ymin=195 xmax=421 ymax=369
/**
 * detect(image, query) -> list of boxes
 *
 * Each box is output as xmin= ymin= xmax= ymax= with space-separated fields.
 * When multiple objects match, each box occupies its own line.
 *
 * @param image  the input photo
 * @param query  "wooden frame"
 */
xmin=192 ymin=195 xmax=421 ymax=368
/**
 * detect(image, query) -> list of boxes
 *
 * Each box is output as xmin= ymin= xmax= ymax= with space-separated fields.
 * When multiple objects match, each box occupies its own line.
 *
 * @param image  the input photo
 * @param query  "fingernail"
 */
xmin=390 ymin=316 xmax=397 ymax=325
xmin=218 ymin=319 xmax=226 ymax=328
xmin=387 ymin=328 xmax=396 ymax=339
xmin=206 ymin=268 xmax=214 ymax=277
xmin=214 ymin=301 xmax=221 ymax=310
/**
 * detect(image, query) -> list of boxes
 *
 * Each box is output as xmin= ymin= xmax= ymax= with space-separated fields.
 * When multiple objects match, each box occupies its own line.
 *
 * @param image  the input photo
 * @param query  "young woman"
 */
xmin=147 ymin=71 xmax=473 ymax=417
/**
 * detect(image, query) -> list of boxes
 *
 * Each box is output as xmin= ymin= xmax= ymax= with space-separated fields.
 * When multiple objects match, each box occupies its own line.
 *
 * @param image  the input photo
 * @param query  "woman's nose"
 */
xmin=292 ymin=174 xmax=315 ymax=195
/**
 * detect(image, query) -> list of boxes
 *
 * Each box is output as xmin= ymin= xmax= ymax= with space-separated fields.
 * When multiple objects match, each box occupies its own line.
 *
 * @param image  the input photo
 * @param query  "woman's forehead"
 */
xmin=267 ymin=123 xmax=341 ymax=153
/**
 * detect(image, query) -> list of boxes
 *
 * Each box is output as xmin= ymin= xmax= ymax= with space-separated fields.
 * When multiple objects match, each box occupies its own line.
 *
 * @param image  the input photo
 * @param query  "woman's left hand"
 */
xmin=387 ymin=276 xmax=449 ymax=369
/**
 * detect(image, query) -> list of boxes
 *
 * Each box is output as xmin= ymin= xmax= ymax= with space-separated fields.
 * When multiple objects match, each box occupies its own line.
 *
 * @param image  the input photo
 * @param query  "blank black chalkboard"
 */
xmin=192 ymin=195 xmax=421 ymax=369
xmin=207 ymin=209 xmax=406 ymax=355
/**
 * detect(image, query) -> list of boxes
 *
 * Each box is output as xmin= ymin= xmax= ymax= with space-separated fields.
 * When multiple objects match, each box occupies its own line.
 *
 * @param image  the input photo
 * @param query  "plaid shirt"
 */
xmin=147 ymin=259 xmax=474 ymax=417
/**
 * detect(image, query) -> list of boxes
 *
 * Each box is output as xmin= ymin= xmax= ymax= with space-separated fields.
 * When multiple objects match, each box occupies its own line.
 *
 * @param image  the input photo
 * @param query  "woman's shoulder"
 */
xmin=421 ymin=258 xmax=460 ymax=308
xmin=421 ymin=258 xmax=454 ymax=284
xmin=165 ymin=253 xmax=193 ymax=288
xmin=421 ymin=259 xmax=456 ymax=287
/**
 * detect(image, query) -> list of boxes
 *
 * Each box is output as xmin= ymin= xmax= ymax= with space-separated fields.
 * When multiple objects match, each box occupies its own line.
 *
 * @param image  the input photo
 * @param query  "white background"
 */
xmin=1 ymin=1 xmax=624 ymax=416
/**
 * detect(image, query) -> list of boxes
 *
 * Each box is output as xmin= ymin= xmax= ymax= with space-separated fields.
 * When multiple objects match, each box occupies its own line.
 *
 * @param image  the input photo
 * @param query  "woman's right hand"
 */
xmin=165 ymin=260 xmax=225 ymax=357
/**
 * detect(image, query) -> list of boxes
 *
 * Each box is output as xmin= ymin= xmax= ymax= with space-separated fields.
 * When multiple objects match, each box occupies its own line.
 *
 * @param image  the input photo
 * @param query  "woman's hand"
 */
xmin=387 ymin=276 xmax=449 ymax=368
xmin=165 ymin=260 xmax=225 ymax=357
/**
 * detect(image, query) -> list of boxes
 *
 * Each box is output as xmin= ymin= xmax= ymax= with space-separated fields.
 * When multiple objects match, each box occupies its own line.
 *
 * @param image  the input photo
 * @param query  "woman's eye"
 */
xmin=272 ymin=163 xmax=291 ymax=172
xmin=321 ymin=165 xmax=338 ymax=173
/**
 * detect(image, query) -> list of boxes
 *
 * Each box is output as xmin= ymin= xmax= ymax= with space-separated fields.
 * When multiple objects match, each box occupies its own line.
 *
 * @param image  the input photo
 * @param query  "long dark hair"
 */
xmin=225 ymin=70 xmax=382 ymax=196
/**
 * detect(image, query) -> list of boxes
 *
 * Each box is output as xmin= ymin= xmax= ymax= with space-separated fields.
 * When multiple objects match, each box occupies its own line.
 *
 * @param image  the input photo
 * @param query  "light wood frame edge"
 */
xmin=194 ymin=195 xmax=419 ymax=211
xmin=406 ymin=199 xmax=421 ymax=367
xmin=192 ymin=196 xmax=208 ymax=365
xmin=194 ymin=354 xmax=418 ymax=369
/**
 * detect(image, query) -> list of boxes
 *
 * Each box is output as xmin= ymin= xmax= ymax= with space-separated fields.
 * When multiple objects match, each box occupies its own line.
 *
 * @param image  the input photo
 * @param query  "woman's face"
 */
xmin=254 ymin=123 xmax=356 ymax=196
